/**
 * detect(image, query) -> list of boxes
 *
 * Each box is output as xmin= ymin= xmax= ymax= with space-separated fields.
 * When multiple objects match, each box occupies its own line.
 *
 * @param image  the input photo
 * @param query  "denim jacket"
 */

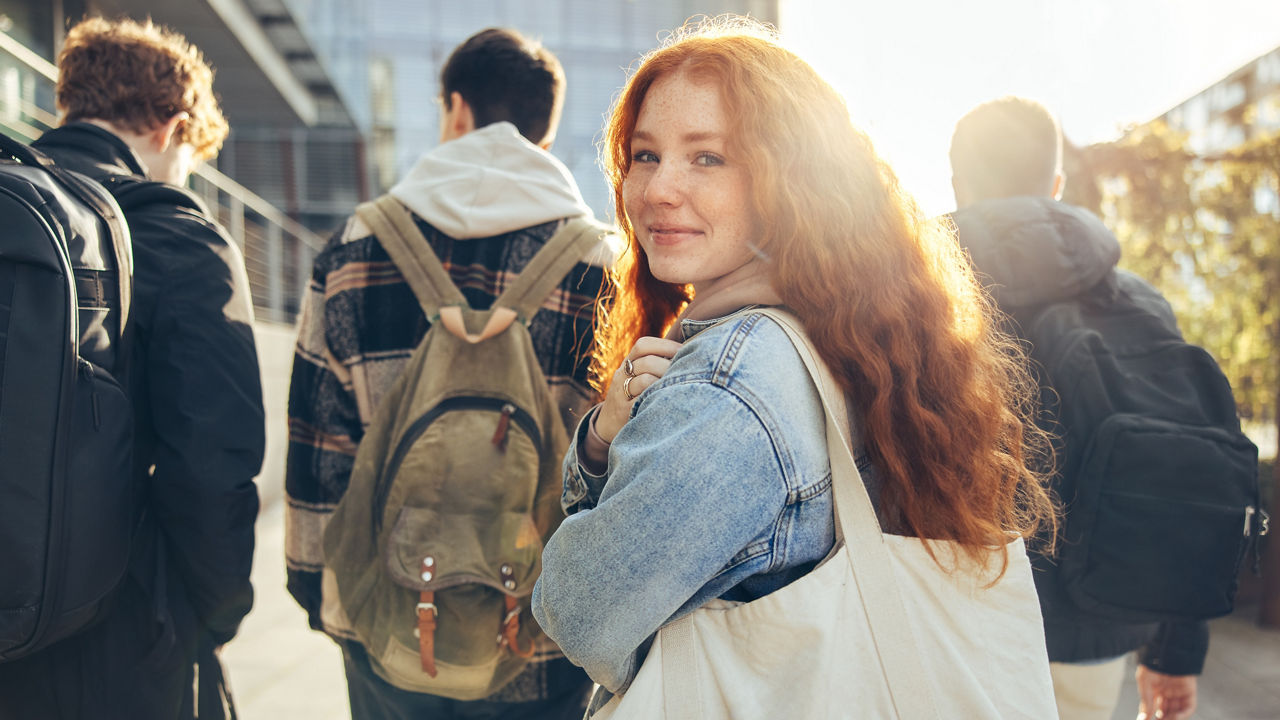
xmin=531 ymin=310 xmax=880 ymax=693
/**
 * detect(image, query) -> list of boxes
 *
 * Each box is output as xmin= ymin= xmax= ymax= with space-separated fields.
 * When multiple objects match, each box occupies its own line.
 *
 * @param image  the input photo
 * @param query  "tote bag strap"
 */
xmin=659 ymin=308 xmax=941 ymax=719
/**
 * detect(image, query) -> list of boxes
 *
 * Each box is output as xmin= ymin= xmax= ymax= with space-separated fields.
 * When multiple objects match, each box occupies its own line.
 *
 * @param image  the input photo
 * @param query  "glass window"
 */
xmin=499 ymin=0 xmax=563 ymax=47
xmin=438 ymin=0 xmax=500 ymax=44
xmin=371 ymin=0 xmax=428 ymax=37
xmin=370 ymin=57 xmax=395 ymax=125
xmin=566 ymin=0 xmax=622 ymax=48
xmin=1258 ymin=52 xmax=1280 ymax=86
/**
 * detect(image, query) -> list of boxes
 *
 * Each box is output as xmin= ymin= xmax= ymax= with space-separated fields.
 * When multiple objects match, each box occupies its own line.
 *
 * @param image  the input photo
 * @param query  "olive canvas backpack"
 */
xmin=322 ymin=195 xmax=606 ymax=699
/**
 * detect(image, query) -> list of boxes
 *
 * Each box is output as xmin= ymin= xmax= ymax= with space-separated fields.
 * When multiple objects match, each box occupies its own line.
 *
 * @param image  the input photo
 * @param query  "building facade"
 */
xmin=0 ymin=0 xmax=782 ymax=312
xmin=284 ymin=0 xmax=780 ymax=219
xmin=0 ymin=0 xmax=345 ymax=321
xmin=1160 ymin=44 xmax=1280 ymax=156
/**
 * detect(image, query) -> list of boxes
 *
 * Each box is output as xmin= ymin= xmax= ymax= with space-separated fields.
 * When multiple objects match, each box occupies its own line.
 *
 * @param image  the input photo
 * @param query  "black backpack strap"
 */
xmin=0 ymin=132 xmax=133 ymax=338
xmin=58 ymin=170 xmax=132 ymax=335
xmin=493 ymin=217 xmax=609 ymax=323
xmin=0 ymin=131 xmax=51 ymax=169
xmin=105 ymin=176 xmax=206 ymax=215
xmin=354 ymin=195 xmax=468 ymax=320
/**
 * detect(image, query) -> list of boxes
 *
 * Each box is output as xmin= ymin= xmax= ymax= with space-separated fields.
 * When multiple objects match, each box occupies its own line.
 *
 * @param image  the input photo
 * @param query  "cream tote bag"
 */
xmin=589 ymin=309 xmax=1057 ymax=719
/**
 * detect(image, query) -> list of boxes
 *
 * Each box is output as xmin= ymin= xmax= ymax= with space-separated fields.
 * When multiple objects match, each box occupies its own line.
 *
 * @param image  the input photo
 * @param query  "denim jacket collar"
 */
xmin=677 ymin=304 xmax=773 ymax=341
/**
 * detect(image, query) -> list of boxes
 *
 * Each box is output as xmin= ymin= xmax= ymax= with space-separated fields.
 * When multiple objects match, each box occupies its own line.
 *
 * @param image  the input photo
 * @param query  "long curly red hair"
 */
xmin=594 ymin=17 xmax=1055 ymax=571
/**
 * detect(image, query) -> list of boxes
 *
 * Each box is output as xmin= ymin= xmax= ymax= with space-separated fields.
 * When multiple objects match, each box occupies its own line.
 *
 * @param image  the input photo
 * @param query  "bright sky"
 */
xmin=780 ymin=0 xmax=1280 ymax=216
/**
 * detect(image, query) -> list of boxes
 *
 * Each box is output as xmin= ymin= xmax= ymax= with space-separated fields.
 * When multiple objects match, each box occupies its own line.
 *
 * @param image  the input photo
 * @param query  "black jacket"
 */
xmin=951 ymin=197 xmax=1209 ymax=675
xmin=0 ymin=123 xmax=264 ymax=719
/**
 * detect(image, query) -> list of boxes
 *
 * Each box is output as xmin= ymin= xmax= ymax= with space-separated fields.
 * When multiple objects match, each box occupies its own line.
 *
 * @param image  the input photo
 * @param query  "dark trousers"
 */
xmin=0 ymin=574 xmax=200 ymax=720
xmin=342 ymin=642 xmax=590 ymax=720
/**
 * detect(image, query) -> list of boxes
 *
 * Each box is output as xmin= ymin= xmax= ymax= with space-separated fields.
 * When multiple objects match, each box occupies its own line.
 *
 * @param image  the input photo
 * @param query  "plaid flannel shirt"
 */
xmin=284 ymin=211 xmax=608 ymax=700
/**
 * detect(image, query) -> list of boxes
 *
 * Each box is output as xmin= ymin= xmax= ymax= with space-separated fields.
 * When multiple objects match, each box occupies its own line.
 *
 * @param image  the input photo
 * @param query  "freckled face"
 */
xmin=622 ymin=72 xmax=758 ymax=292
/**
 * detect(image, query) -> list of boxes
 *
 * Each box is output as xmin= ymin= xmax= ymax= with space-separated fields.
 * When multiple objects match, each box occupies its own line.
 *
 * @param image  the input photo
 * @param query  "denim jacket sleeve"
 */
xmin=560 ymin=406 xmax=612 ymax=515
xmin=532 ymin=378 xmax=789 ymax=693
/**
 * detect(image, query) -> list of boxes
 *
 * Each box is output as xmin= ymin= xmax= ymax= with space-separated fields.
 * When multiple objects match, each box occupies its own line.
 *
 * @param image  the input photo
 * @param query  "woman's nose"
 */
xmin=644 ymin=162 xmax=683 ymax=207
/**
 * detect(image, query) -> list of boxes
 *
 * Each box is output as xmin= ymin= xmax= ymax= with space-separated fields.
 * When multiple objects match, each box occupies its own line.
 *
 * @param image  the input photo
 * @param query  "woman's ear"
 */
xmin=150 ymin=111 xmax=190 ymax=153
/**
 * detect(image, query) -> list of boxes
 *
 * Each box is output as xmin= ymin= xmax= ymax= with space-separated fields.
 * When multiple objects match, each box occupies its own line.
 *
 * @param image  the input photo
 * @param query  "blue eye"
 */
xmin=632 ymin=150 xmax=658 ymax=163
xmin=694 ymin=152 xmax=725 ymax=167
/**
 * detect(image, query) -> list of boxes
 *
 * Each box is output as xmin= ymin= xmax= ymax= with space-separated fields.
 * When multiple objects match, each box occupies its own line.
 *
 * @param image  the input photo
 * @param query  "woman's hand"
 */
xmin=595 ymin=337 xmax=683 ymax=443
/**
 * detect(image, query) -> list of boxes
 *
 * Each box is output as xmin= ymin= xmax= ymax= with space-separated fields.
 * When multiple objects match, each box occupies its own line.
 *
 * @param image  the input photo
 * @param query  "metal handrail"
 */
xmin=0 ymin=29 xmax=323 ymax=250
xmin=193 ymin=158 xmax=323 ymax=249
xmin=0 ymin=30 xmax=56 ymax=80
xmin=0 ymin=29 xmax=324 ymax=321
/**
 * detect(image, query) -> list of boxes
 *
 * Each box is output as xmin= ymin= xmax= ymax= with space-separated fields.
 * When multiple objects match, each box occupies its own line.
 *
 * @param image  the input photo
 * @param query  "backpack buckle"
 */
xmin=503 ymin=605 xmax=521 ymax=625
xmin=1245 ymin=506 xmax=1270 ymax=537
xmin=499 ymin=594 xmax=535 ymax=658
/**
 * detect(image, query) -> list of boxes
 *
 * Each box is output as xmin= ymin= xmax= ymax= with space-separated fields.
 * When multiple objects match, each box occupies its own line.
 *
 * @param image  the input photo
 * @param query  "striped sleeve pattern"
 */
xmin=284 ymin=215 xmax=609 ymax=634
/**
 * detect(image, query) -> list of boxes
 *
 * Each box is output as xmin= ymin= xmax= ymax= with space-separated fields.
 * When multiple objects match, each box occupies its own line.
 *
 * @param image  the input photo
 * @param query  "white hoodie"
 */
xmin=388 ymin=121 xmax=594 ymax=240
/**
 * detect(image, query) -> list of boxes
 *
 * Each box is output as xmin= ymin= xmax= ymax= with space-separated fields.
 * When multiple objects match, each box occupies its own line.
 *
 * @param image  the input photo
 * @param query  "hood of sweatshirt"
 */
xmin=950 ymin=197 xmax=1121 ymax=309
xmin=388 ymin=122 xmax=593 ymax=239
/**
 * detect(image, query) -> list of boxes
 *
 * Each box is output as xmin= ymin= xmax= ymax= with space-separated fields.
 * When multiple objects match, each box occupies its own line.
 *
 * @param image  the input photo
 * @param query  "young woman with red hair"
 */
xmin=532 ymin=16 xmax=1057 ymax=715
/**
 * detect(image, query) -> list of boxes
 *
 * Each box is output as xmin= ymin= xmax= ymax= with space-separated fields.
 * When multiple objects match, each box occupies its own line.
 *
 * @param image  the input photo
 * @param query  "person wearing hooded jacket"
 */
xmin=949 ymin=97 xmax=1207 ymax=720
xmin=0 ymin=18 xmax=264 ymax=720
xmin=284 ymin=28 xmax=611 ymax=720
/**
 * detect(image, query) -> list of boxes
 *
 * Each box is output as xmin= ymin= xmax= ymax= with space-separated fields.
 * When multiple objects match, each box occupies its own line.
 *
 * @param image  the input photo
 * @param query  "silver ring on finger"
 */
xmin=623 ymin=358 xmax=636 ymax=378
xmin=623 ymin=375 xmax=638 ymax=401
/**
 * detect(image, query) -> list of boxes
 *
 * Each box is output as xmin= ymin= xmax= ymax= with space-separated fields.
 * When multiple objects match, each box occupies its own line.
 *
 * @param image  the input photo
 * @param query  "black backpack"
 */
xmin=1015 ymin=272 xmax=1267 ymax=623
xmin=0 ymin=132 xmax=136 ymax=661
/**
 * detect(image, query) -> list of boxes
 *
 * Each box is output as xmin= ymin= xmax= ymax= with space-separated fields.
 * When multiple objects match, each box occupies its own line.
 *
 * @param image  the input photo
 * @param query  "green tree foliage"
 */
xmin=1064 ymin=120 xmax=1280 ymax=426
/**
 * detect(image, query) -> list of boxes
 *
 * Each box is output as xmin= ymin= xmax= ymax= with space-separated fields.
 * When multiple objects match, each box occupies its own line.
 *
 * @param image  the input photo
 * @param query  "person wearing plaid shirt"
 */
xmin=284 ymin=28 xmax=614 ymax=720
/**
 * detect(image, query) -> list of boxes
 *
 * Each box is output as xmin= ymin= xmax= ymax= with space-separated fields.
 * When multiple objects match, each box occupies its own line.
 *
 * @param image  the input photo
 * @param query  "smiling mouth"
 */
xmin=648 ymin=226 xmax=702 ymax=244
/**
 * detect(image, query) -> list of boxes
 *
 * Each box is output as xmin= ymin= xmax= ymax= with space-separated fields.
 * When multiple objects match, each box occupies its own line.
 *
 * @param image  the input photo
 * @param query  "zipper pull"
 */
xmin=492 ymin=404 xmax=515 ymax=450
xmin=81 ymin=360 xmax=101 ymax=429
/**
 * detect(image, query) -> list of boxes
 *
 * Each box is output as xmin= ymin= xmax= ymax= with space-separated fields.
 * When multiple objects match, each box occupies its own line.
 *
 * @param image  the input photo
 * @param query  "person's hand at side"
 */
xmin=594 ymin=337 xmax=683 ymax=442
xmin=1136 ymin=665 xmax=1197 ymax=720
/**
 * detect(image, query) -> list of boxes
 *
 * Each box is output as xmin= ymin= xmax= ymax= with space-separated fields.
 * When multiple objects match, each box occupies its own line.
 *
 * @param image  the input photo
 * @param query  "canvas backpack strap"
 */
xmin=417 ymin=587 xmax=438 ymax=678
xmin=493 ymin=216 xmax=607 ymax=324
xmin=354 ymin=195 xmax=468 ymax=324
xmin=499 ymin=594 xmax=535 ymax=659
xmin=428 ymin=216 xmax=603 ymax=346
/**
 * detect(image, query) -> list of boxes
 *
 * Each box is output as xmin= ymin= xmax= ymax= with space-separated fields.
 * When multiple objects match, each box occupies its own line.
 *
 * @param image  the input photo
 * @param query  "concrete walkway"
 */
xmin=221 ymin=322 xmax=349 ymax=718
xmin=226 ymin=322 xmax=1280 ymax=720
xmin=1111 ymin=606 xmax=1280 ymax=720
xmin=223 ymin=500 xmax=349 ymax=719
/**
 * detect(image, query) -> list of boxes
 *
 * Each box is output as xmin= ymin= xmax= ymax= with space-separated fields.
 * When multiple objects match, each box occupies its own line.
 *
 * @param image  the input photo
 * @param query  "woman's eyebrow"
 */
xmin=631 ymin=129 xmax=725 ymax=143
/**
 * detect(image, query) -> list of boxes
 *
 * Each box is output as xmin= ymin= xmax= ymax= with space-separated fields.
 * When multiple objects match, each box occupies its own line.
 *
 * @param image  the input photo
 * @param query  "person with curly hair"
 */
xmin=0 ymin=16 xmax=264 ymax=720
xmin=532 ymin=16 xmax=1058 ymax=716
xmin=49 ymin=16 xmax=229 ymax=179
